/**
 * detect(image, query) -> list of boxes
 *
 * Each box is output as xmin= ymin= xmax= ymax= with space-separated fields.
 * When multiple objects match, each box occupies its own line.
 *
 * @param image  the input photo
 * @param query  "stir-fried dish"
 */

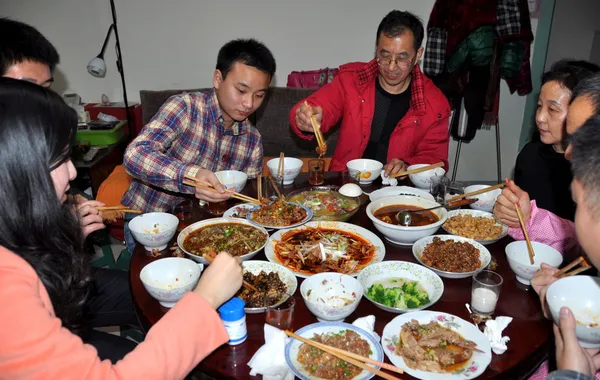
xmin=288 ymin=190 xmax=359 ymax=218
xmin=367 ymin=278 xmax=430 ymax=309
xmin=374 ymin=204 xmax=439 ymax=226
xmin=398 ymin=320 xmax=479 ymax=373
xmin=421 ymin=237 xmax=481 ymax=272
xmin=444 ymin=214 xmax=504 ymax=240
xmin=235 ymin=271 xmax=288 ymax=308
xmin=182 ymin=223 xmax=267 ymax=257
xmin=250 ymin=200 xmax=307 ymax=227
xmin=298 ymin=330 xmax=371 ymax=379
xmin=275 ymin=227 xmax=375 ymax=275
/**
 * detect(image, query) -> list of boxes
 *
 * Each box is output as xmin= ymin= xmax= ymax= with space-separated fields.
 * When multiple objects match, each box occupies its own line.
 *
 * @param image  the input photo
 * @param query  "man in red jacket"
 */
xmin=290 ymin=10 xmax=451 ymax=176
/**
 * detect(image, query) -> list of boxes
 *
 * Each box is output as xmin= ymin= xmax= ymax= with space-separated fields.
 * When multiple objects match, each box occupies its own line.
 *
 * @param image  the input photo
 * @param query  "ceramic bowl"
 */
xmin=140 ymin=257 xmax=203 ymax=307
xmin=407 ymin=164 xmax=446 ymax=189
xmin=300 ymin=272 xmax=363 ymax=322
xmin=464 ymin=184 xmax=502 ymax=213
xmin=129 ymin=212 xmax=179 ymax=251
xmin=346 ymin=159 xmax=384 ymax=184
xmin=214 ymin=170 xmax=248 ymax=192
xmin=267 ymin=157 xmax=303 ymax=185
xmin=505 ymin=241 xmax=563 ymax=285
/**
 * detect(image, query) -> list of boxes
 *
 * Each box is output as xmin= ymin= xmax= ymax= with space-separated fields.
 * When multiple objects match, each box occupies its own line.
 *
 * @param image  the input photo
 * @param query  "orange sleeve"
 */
xmin=0 ymin=250 xmax=229 ymax=380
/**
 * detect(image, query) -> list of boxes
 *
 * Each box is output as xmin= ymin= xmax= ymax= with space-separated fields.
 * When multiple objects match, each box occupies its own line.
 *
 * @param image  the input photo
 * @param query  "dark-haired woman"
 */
xmin=0 ymin=78 xmax=243 ymax=379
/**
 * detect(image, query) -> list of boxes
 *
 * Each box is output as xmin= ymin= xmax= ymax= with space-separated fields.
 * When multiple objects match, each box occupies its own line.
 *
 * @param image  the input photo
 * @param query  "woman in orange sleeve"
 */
xmin=0 ymin=78 xmax=243 ymax=379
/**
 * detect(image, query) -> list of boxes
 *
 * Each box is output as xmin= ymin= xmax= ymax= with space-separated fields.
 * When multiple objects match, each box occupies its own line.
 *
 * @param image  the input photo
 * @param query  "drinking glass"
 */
xmin=430 ymin=175 xmax=449 ymax=203
xmin=172 ymin=199 xmax=194 ymax=231
xmin=263 ymin=175 xmax=284 ymax=201
xmin=265 ymin=296 xmax=295 ymax=330
xmin=308 ymin=159 xmax=325 ymax=185
xmin=471 ymin=270 xmax=503 ymax=315
xmin=444 ymin=181 xmax=465 ymax=202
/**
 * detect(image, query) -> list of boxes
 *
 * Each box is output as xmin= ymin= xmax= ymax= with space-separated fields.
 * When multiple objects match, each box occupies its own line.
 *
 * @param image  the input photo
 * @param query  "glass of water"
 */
xmin=430 ymin=175 xmax=449 ymax=203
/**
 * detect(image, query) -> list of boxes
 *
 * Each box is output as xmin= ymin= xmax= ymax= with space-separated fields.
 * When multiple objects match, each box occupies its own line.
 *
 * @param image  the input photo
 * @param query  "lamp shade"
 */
xmin=87 ymin=56 xmax=107 ymax=78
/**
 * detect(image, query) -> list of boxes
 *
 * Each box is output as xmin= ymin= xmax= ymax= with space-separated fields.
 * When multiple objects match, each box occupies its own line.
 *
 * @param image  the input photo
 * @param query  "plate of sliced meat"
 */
xmin=381 ymin=311 xmax=492 ymax=379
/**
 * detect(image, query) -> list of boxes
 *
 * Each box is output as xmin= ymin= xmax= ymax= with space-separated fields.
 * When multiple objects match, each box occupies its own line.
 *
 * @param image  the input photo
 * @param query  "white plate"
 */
xmin=240 ymin=260 xmax=298 ymax=313
xmin=223 ymin=203 xmax=256 ymax=219
xmin=369 ymin=186 xmax=435 ymax=202
xmin=285 ymin=322 xmax=383 ymax=380
xmin=442 ymin=209 xmax=508 ymax=245
xmin=357 ymin=261 xmax=444 ymax=313
xmin=382 ymin=311 xmax=492 ymax=379
xmin=246 ymin=202 xmax=313 ymax=230
xmin=412 ymin=235 xmax=491 ymax=279
xmin=265 ymin=221 xmax=386 ymax=278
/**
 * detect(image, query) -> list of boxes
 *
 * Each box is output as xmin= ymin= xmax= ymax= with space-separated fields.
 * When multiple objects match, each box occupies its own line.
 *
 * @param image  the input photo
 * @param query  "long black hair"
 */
xmin=0 ymin=78 xmax=91 ymax=332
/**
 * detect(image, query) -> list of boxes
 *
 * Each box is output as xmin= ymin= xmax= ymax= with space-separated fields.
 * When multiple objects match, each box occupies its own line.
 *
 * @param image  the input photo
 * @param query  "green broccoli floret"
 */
xmin=405 ymin=294 xmax=421 ymax=308
xmin=416 ymin=289 xmax=430 ymax=305
xmin=395 ymin=294 xmax=407 ymax=309
xmin=402 ymin=281 xmax=417 ymax=294
xmin=367 ymin=284 xmax=386 ymax=303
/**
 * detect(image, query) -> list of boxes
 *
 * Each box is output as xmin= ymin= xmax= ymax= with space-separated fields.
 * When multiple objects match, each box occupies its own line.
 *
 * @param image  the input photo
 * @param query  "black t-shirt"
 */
xmin=514 ymin=140 xmax=575 ymax=221
xmin=363 ymin=79 xmax=411 ymax=163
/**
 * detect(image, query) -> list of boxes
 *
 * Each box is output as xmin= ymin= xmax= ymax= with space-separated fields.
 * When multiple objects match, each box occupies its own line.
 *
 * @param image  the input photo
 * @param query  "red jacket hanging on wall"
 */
xmin=289 ymin=60 xmax=451 ymax=172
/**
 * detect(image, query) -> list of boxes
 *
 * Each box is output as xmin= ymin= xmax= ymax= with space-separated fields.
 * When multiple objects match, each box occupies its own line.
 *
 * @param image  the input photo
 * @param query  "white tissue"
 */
xmin=248 ymin=324 xmax=294 ymax=380
xmin=352 ymin=315 xmax=380 ymax=342
xmin=381 ymin=172 xmax=398 ymax=186
xmin=483 ymin=316 xmax=512 ymax=355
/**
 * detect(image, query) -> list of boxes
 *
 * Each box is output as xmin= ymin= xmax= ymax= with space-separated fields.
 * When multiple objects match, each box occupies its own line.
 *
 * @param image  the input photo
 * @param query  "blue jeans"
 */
xmin=123 ymin=212 xmax=137 ymax=255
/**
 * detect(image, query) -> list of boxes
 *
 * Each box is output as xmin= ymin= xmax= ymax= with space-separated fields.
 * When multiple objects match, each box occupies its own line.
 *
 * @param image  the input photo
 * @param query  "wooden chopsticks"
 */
xmin=202 ymin=253 xmax=259 ymax=292
xmin=285 ymin=331 xmax=402 ymax=379
xmin=257 ymin=174 xmax=263 ymax=200
xmin=505 ymin=179 xmax=535 ymax=265
xmin=449 ymin=183 xmax=505 ymax=202
xmin=97 ymin=206 xmax=142 ymax=214
xmin=555 ymin=257 xmax=592 ymax=278
xmin=183 ymin=175 xmax=265 ymax=205
xmin=305 ymin=101 xmax=327 ymax=157
xmin=278 ymin=152 xmax=285 ymax=178
xmin=390 ymin=162 xmax=444 ymax=179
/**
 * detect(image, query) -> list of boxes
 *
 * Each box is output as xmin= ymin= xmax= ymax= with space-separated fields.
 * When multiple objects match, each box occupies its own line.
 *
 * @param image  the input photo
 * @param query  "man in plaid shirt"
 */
xmin=122 ymin=39 xmax=276 ymax=212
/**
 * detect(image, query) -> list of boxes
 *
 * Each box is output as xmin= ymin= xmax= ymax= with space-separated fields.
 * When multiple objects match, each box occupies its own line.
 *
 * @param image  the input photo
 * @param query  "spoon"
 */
xmin=395 ymin=198 xmax=478 ymax=226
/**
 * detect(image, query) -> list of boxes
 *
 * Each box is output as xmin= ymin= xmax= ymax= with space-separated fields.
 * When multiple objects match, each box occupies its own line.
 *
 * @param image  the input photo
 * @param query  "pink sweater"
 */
xmin=0 ymin=246 xmax=228 ymax=379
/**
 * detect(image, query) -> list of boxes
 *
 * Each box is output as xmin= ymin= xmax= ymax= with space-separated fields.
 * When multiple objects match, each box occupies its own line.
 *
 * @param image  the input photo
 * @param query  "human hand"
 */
xmin=193 ymin=169 xmax=231 ymax=203
xmin=531 ymin=263 xmax=560 ymax=319
xmin=76 ymin=200 xmax=106 ymax=238
xmin=193 ymin=252 xmax=243 ymax=309
xmin=493 ymin=180 xmax=531 ymax=228
xmin=295 ymin=102 xmax=323 ymax=133
xmin=383 ymin=158 xmax=406 ymax=177
xmin=555 ymin=306 xmax=600 ymax=376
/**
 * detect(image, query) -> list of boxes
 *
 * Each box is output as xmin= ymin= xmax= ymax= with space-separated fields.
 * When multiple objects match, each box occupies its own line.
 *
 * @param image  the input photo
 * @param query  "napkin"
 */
xmin=380 ymin=172 xmax=398 ymax=186
xmin=247 ymin=324 xmax=294 ymax=380
xmin=483 ymin=316 xmax=513 ymax=355
xmin=352 ymin=315 xmax=380 ymax=342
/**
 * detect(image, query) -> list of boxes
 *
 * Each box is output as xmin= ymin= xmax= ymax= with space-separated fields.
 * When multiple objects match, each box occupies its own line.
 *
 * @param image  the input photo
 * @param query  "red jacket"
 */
xmin=290 ymin=60 xmax=451 ymax=172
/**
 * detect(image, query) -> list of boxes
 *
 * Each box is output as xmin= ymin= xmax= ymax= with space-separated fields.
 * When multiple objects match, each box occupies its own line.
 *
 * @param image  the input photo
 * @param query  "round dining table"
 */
xmin=129 ymin=173 xmax=553 ymax=380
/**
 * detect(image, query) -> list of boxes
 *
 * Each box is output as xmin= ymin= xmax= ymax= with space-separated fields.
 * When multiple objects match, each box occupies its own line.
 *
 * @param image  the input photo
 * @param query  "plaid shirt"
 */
xmin=122 ymin=89 xmax=263 ymax=212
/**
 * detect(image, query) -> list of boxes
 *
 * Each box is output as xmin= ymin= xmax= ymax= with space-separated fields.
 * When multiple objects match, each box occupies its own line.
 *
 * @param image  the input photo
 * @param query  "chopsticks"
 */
xmin=285 ymin=331 xmax=402 ymax=379
xmin=183 ymin=175 xmax=265 ymax=205
xmin=305 ymin=101 xmax=327 ymax=157
xmin=202 ymin=253 xmax=259 ymax=292
xmin=390 ymin=162 xmax=444 ymax=179
xmin=257 ymin=174 xmax=263 ymax=200
xmin=505 ymin=179 xmax=535 ymax=265
xmin=278 ymin=152 xmax=285 ymax=178
xmin=555 ymin=257 xmax=592 ymax=278
xmin=97 ymin=206 xmax=142 ymax=214
xmin=449 ymin=183 xmax=505 ymax=202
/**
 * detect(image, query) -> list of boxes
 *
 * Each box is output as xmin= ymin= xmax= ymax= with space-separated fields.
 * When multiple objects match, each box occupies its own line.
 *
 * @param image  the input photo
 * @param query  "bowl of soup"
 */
xmin=366 ymin=195 xmax=448 ymax=246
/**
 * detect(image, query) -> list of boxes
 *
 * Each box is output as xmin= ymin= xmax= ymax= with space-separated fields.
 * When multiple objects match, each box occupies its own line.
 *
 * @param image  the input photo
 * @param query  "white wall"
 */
xmin=545 ymin=0 xmax=600 ymax=68
xmin=2 ymin=0 xmax=538 ymax=181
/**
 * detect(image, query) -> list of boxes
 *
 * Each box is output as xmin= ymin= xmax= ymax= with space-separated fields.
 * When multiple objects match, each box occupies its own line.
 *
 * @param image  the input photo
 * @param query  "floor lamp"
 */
xmin=86 ymin=0 xmax=132 ymax=132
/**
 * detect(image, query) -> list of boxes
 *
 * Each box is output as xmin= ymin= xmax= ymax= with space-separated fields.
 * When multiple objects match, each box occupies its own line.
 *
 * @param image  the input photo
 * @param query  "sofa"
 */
xmin=139 ymin=87 xmax=341 ymax=158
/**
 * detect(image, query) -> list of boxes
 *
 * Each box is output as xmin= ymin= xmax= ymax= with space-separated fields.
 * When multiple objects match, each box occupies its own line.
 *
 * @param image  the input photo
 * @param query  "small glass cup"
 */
xmin=172 ymin=199 xmax=194 ymax=231
xmin=207 ymin=200 xmax=228 ymax=216
xmin=430 ymin=175 xmax=449 ymax=203
xmin=444 ymin=181 xmax=465 ymax=202
xmin=471 ymin=270 xmax=503 ymax=315
xmin=265 ymin=296 xmax=295 ymax=330
xmin=263 ymin=175 xmax=284 ymax=201
xmin=342 ymin=169 xmax=360 ymax=185
xmin=308 ymin=159 xmax=325 ymax=186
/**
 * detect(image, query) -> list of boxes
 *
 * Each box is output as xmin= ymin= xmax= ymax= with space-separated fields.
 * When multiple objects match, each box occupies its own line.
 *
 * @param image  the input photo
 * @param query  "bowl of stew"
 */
xmin=366 ymin=195 xmax=447 ymax=246
xmin=177 ymin=217 xmax=269 ymax=265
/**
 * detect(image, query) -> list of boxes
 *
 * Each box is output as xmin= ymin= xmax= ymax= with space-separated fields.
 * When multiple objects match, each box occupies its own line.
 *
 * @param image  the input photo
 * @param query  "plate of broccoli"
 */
xmin=357 ymin=261 xmax=444 ymax=313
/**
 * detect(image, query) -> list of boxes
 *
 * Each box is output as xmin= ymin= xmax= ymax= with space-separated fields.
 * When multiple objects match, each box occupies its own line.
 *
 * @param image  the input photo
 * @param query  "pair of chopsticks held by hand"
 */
xmin=201 ymin=252 xmax=259 ymax=292
xmin=304 ymin=101 xmax=327 ymax=157
xmin=285 ymin=330 xmax=403 ymax=380
xmin=554 ymin=256 xmax=592 ymax=278
xmin=183 ymin=175 xmax=266 ymax=205
xmin=505 ymin=178 xmax=536 ymax=265
xmin=97 ymin=205 xmax=141 ymax=222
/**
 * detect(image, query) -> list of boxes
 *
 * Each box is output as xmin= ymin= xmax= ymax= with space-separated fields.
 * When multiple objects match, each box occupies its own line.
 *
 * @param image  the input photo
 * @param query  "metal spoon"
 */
xmin=395 ymin=198 xmax=478 ymax=226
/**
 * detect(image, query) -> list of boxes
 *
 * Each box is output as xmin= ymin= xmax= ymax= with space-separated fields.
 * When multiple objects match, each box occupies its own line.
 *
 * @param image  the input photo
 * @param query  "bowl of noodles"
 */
xmin=177 ymin=217 xmax=269 ymax=265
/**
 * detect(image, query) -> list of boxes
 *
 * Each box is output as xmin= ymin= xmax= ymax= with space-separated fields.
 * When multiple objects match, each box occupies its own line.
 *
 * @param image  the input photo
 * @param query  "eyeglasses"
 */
xmin=376 ymin=56 xmax=414 ymax=68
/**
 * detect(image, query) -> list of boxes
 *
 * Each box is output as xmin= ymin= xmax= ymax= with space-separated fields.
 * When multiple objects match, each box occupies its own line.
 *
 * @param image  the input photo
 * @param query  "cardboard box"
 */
xmin=84 ymin=102 xmax=143 ymax=138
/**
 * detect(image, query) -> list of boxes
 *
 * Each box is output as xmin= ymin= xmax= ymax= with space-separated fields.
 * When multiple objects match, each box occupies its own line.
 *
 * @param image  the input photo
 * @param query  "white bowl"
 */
xmin=357 ymin=261 xmax=444 ymax=313
xmin=369 ymin=186 xmax=435 ymax=202
xmin=140 ymin=257 xmax=204 ymax=307
xmin=300 ymin=272 xmax=363 ymax=322
xmin=129 ymin=212 xmax=179 ymax=251
xmin=464 ymin=184 xmax=501 ymax=212
xmin=505 ymin=241 xmax=563 ymax=285
xmin=547 ymin=276 xmax=600 ymax=348
xmin=366 ymin=195 xmax=448 ymax=246
xmin=346 ymin=159 xmax=384 ymax=184
xmin=267 ymin=157 xmax=303 ymax=185
xmin=407 ymin=164 xmax=446 ymax=189
xmin=413 ymin=235 xmax=492 ymax=279
xmin=177 ymin=218 xmax=269 ymax=265
xmin=214 ymin=170 xmax=248 ymax=192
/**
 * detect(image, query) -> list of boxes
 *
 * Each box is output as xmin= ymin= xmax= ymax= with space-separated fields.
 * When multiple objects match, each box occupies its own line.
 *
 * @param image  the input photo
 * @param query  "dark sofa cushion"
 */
xmin=138 ymin=87 xmax=341 ymax=157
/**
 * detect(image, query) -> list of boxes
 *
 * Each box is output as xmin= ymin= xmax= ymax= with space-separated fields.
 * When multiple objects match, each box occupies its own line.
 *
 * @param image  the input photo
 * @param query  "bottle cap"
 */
xmin=218 ymin=297 xmax=245 ymax=321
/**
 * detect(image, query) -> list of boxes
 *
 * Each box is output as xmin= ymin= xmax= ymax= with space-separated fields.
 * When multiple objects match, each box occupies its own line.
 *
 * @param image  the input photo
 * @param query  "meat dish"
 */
xmin=398 ymin=320 xmax=479 ymax=372
xmin=288 ymin=189 xmax=359 ymax=220
xmin=443 ymin=214 xmax=504 ymax=240
xmin=235 ymin=271 xmax=288 ymax=308
xmin=374 ymin=204 xmax=439 ymax=226
xmin=250 ymin=199 xmax=307 ymax=227
xmin=297 ymin=330 xmax=371 ymax=379
xmin=274 ymin=227 xmax=375 ymax=275
xmin=421 ymin=237 xmax=481 ymax=272
xmin=182 ymin=223 xmax=267 ymax=257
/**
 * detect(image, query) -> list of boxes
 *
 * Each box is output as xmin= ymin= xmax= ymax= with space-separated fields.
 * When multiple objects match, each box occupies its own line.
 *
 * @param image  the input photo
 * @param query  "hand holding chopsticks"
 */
xmin=97 ymin=205 xmax=142 ymax=214
xmin=390 ymin=162 xmax=444 ymax=179
xmin=304 ymin=101 xmax=327 ymax=157
xmin=183 ymin=175 xmax=266 ymax=205
xmin=201 ymin=252 xmax=258 ymax=292
xmin=505 ymin=178 xmax=535 ymax=264
xmin=554 ymin=257 xmax=592 ymax=278
xmin=285 ymin=330 xmax=403 ymax=379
